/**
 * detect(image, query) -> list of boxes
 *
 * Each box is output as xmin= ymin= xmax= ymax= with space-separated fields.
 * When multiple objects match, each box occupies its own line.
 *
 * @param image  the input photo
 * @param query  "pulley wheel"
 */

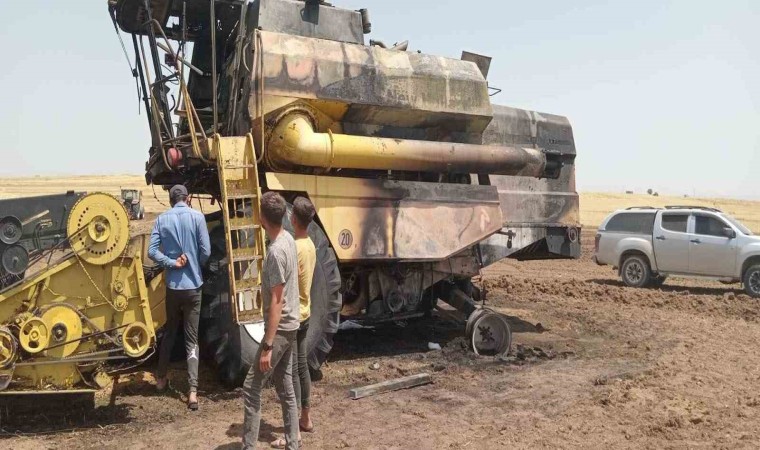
xmin=122 ymin=322 xmax=151 ymax=357
xmin=0 ymin=216 xmax=22 ymax=245
xmin=67 ymin=193 xmax=130 ymax=265
xmin=0 ymin=327 xmax=18 ymax=369
xmin=41 ymin=305 xmax=83 ymax=358
xmin=1 ymin=244 xmax=29 ymax=275
xmin=19 ymin=317 xmax=50 ymax=354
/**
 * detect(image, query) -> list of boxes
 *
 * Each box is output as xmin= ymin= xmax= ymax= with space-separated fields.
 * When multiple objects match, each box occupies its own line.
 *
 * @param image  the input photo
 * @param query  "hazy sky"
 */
xmin=1 ymin=1 xmax=758 ymax=198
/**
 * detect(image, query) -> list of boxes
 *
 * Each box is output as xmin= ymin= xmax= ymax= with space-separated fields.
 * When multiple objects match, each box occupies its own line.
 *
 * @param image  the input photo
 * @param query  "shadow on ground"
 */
xmin=0 ymin=393 xmax=130 ymax=438
xmin=329 ymin=310 xmax=546 ymax=364
xmin=328 ymin=314 xmax=463 ymax=363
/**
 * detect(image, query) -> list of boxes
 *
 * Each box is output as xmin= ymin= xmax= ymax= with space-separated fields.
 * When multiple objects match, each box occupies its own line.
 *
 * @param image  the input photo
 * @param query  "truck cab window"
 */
xmin=661 ymin=214 xmax=688 ymax=233
xmin=695 ymin=216 xmax=728 ymax=237
xmin=604 ymin=212 xmax=655 ymax=234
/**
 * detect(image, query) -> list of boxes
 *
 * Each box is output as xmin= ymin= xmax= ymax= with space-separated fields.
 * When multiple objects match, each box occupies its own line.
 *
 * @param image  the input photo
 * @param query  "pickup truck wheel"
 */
xmin=621 ymin=255 xmax=651 ymax=288
xmin=744 ymin=265 xmax=760 ymax=298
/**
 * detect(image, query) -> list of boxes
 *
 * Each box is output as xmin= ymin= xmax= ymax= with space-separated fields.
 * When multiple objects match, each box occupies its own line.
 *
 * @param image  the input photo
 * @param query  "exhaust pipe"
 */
xmin=266 ymin=112 xmax=555 ymax=177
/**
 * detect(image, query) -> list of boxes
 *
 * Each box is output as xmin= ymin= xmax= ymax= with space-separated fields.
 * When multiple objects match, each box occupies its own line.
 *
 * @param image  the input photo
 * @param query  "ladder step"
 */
xmin=229 ymin=223 xmax=261 ymax=232
xmin=237 ymin=313 xmax=265 ymax=324
xmin=227 ymin=191 xmax=258 ymax=200
xmin=231 ymin=248 xmax=263 ymax=263
xmin=236 ymin=283 xmax=261 ymax=293
xmin=225 ymin=164 xmax=256 ymax=169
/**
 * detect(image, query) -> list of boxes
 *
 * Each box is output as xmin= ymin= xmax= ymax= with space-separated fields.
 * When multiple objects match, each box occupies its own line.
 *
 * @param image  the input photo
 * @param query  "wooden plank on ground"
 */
xmin=349 ymin=373 xmax=432 ymax=400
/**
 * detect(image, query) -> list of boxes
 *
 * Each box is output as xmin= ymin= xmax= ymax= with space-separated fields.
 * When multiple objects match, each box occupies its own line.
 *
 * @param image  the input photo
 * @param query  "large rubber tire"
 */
xmin=200 ymin=208 xmax=342 ymax=388
xmin=620 ymin=255 xmax=652 ymax=288
xmin=744 ymin=265 xmax=760 ymax=298
xmin=282 ymin=205 xmax=343 ymax=372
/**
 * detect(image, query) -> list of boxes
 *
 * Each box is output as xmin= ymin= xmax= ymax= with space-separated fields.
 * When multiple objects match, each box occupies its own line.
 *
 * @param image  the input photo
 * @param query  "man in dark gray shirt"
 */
xmin=242 ymin=192 xmax=300 ymax=450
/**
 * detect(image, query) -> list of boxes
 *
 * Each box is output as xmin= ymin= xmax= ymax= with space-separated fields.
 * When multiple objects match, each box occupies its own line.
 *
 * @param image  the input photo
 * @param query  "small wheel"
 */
xmin=621 ymin=255 xmax=651 ymax=288
xmin=744 ymin=265 xmax=760 ymax=298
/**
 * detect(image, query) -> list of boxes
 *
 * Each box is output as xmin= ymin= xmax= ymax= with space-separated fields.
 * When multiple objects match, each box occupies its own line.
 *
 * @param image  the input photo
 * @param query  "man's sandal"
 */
xmin=270 ymin=437 xmax=302 ymax=448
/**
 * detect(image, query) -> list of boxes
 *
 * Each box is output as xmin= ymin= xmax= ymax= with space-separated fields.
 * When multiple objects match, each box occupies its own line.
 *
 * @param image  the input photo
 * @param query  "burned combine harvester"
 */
xmin=0 ymin=0 xmax=579 ymax=393
xmin=114 ymin=0 xmax=580 ymax=384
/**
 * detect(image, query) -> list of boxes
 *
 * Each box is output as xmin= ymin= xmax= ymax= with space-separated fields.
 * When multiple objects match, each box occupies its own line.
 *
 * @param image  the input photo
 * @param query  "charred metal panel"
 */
xmin=252 ymin=0 xmax=364 ymax=45
xmin=265 ymin=173 xmax=503 ymax=262
xmin=479 ymin=225 xmax=580 ymax=266
xmin=485 ymin=105 xmax=576 ymax=155
xmin=461 ymin=51 xmax=492 ymax=79
xmin=483 ymin=105 xmax=579 ymax=226
xmin=113 ymin=0 xmax=172 ymax=34
xmin=254 ymin=31 xmax=493 ymax=136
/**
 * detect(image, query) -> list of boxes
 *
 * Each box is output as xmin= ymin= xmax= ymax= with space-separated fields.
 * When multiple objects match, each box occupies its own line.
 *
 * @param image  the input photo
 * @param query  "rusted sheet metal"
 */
xmin=265 ymin=173 xmax=503 ymax=262
xmin=253 ymin=30 xmax=493 ymax=134
xmin=483 ymin=105 xmax=580 ymax=226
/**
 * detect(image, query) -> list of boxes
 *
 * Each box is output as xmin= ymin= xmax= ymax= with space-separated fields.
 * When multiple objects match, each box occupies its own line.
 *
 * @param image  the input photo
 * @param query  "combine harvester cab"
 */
xmin=108 ymin=0 xmax=579 ymax=386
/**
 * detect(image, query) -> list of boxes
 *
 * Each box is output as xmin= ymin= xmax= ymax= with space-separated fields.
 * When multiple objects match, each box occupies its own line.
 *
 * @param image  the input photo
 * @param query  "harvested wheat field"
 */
xmin=2 ymin=177 xmax=760 ymax=449
xmin=582 ymin=192 xmax=760 ymax=233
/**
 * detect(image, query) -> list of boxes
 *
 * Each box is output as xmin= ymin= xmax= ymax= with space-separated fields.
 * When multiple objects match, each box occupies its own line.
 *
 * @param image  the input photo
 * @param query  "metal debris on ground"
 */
xmin=497 ymin=344 xmax=575 ymax=364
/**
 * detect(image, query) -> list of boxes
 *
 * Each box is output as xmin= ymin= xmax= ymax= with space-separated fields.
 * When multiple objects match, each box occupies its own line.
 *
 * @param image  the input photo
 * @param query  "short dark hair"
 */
xmin=171 ymin=194 xmax=188 ymax=205
xmin=261 ymin=191 xmax=286 ymax=226
xmin=292 ymin=197 xmax=315 ymax=228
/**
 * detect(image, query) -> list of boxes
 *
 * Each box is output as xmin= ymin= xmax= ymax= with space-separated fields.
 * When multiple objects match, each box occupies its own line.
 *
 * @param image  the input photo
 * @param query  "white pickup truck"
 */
xmin=593 ymin=206 xmax=760 ymax=297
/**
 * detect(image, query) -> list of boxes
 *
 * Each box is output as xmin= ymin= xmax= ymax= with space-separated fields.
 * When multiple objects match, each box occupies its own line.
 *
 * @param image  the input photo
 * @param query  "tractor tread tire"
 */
xmin=200 ymin=206 xmax=341 ymax=388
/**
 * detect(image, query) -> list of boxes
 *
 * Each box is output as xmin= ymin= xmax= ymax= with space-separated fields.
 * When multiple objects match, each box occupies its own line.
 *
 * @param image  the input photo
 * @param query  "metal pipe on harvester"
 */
xmin=265 ymin=112 xmax=554 ymax=177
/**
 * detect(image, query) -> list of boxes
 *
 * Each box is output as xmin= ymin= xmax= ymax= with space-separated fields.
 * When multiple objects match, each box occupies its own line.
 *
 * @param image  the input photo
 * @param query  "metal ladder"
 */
xmin=214 ymin=133 xmax=266 ymax=324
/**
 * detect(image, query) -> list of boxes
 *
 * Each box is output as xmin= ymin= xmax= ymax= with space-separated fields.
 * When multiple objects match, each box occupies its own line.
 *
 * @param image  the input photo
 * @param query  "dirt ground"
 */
xmin=3 ymin=229 xmax=760 ymax=449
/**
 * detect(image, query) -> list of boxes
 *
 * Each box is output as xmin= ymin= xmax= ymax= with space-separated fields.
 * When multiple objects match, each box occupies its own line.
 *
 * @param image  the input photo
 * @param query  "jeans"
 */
xmin=292 ymin=319 xmax=311 ymax=409
xmin=157 ymin=287 xmax=201 ymax=391
xmin=242 ymin=330 xmax=299 ymax=450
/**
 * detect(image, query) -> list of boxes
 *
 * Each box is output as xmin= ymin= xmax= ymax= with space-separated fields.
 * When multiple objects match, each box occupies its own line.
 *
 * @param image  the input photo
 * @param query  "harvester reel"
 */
xmin=0 ymin=327 xmax=18 ymax=369
xmin=67 ymin=193 xmax=130 ymax=265
xmin=122 ymin=322 xmax=150 ymax=357
xmin=19 ymin=317 xmax=50 ymax=354
xmin=40 ymin=305 xmax=83 ymax=358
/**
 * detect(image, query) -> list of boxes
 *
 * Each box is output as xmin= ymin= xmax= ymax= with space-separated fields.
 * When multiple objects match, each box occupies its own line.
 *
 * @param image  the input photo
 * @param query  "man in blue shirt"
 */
xmin=149 ymin=184 xmax=210 ymax=410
